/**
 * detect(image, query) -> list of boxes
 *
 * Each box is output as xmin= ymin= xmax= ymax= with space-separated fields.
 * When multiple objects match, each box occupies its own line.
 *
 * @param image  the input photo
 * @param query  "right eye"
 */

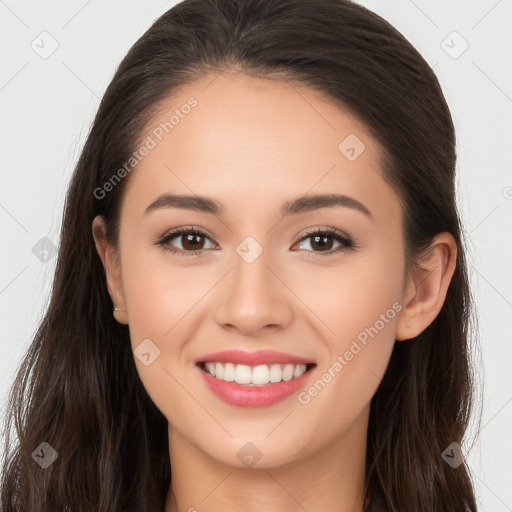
xmin=156 ymin=227 xmax=218 ymax=256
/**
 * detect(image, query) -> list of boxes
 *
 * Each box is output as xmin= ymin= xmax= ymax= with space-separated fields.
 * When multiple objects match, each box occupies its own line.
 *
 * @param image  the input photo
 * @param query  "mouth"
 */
xmin=197 ymin=361 xmax=317 ymax=387
xmin=194 ymin=349 xmax=317 ymax=407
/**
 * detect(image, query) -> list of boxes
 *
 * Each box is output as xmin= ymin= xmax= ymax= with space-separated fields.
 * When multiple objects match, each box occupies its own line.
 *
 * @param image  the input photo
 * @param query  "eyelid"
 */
xmin=158 ymin=225 xmax=214 ymax=240
xmin=295 ymin=225 xmax=353 ymax=243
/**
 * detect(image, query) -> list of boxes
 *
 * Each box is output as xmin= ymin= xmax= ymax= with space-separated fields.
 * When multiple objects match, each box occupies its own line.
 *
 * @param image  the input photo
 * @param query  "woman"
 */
xmin=0 ymin=0 xmax=480 ymax=510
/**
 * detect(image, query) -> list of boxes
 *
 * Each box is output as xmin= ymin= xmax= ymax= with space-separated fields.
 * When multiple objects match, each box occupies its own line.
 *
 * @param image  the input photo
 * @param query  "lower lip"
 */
xmin=197 ymin=364 xmax=315 ymax=408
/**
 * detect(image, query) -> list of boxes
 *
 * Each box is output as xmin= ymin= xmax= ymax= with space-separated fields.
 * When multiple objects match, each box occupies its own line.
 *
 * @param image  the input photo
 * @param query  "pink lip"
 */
xmin=195 ymin=349 xmax=315 ymax=366
xmin=196 ymin=364 xmax=316 ymax=408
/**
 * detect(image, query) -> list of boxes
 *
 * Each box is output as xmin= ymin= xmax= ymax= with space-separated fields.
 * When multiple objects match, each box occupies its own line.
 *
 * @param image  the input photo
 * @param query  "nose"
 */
xmin=213 ymin=243 xmax=294 ymax=336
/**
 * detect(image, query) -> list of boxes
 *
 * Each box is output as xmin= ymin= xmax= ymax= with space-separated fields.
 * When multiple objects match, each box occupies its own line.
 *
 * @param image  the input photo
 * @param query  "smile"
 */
xmin=200 ymin=361 xmax=315 ymax=386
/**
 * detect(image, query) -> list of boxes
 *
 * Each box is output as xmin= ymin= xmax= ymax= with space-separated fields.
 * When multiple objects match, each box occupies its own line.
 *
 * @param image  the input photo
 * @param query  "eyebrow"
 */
xmin=144 ymin=193 xmax=372 ymax=219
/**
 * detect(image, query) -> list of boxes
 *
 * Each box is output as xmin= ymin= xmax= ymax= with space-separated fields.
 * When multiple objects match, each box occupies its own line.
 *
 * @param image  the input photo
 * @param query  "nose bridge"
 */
xmin=231 ymin=234 xmax=278 ymax=311
xmin=213 ymin=234 xmax=293 ymax=333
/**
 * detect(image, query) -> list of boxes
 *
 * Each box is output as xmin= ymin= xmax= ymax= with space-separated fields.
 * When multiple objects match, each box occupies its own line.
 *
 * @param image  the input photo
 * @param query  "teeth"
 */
xmin=269 ymin=364 xmax=282 ymax=383
xmin=234 ymin=364 xmax=252 ymax=384
xmin=223 ymin=362 xmax=235 ymax=381
xmin=252 ymin=365 xmax=269 ymax=385
xmin=205 ymin=362 xmax=216 ymax=377
xmin=202 ymin=362 xmax=309 ymax=386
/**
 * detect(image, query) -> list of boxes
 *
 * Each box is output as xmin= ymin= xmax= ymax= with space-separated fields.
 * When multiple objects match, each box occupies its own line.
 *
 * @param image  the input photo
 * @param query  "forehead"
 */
xmin=121 ymin=72 xmax=400 ymax=225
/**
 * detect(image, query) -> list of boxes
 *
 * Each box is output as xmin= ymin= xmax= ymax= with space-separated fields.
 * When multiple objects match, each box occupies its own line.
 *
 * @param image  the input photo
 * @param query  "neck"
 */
xmin=164 ymin=407 xmax=370 ymax=512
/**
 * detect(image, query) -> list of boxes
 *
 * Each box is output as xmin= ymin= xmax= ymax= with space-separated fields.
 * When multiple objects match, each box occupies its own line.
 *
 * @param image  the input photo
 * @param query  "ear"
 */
xmin=395 ymin=232 xmax=457 ymax=341
xmin=92 ymin=215 xmax=128 ymax=325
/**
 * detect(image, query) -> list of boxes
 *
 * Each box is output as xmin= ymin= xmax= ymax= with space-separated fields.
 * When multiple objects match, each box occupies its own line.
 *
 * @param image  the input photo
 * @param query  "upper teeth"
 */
xmin=204 ymin=362 xmax=308 ymax=386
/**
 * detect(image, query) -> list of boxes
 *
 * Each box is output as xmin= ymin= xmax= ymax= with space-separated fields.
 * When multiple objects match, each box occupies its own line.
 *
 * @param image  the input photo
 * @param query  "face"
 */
xmin=101 ymin=72 xmax=408 ymax=468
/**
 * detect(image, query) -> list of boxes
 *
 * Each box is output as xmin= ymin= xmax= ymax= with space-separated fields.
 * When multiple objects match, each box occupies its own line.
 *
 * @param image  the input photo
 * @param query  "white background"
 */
xmin=1 ymin=1 xmax=511 ymax=510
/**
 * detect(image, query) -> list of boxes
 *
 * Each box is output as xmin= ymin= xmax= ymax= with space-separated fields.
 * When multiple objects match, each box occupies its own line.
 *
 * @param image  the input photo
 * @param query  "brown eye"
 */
xmin=308 ymin=234 xmax=335 ymax=252
xmin=294 ymin=228 xmax=354 ymax=256
xmin=180 ymin=232 xmax=206 ymax=251
xmin=157 ymin=227 xmax=217 ymax=256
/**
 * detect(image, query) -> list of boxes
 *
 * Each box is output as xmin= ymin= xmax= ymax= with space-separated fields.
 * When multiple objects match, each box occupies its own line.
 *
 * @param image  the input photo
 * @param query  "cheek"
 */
xmin=314 ymin=275 xmax=400 ymax=400
xmin=288 ymin=242 xmax=404 ymax=347
xmin=117 ymin=239 xmax=186 ymax=348
xmin=290 ymin=247 xmax=402 ymax=420
xmin=118 ymin=248 xmax=209 ymax=418
xmin=121 ymin=255 xmax=207 ymax=347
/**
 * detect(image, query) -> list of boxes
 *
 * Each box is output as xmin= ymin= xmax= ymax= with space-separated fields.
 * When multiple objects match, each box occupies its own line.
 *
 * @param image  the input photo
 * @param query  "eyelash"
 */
xmin=155 ymin=225 xmax=356 ymax=258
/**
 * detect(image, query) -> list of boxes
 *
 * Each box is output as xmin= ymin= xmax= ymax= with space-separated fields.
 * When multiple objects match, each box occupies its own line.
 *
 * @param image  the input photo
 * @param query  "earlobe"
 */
xmin=92 ymin=215 xmax=129 ymax=325
xmin=395 ymin=232 xmax=457 ymax=341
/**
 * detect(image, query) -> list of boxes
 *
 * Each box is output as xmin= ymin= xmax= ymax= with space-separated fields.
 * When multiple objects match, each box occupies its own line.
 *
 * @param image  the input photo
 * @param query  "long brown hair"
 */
xmin=1 ymin=1 xmax=481 ymax=510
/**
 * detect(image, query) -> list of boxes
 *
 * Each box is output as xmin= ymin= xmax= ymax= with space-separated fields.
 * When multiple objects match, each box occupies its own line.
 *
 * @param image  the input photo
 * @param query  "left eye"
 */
xmin=293 ymin=228 xmax=354 ymax=256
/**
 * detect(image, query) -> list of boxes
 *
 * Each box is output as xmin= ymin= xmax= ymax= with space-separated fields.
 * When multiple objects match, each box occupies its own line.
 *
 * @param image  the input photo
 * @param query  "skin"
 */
xmin=93 ymin=71 xmax=457 ymax=512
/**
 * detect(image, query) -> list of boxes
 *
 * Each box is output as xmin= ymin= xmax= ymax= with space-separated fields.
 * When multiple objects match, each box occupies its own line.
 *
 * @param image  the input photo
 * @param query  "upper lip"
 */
xmin=196 ymin=349 xmax=315 ymax=366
